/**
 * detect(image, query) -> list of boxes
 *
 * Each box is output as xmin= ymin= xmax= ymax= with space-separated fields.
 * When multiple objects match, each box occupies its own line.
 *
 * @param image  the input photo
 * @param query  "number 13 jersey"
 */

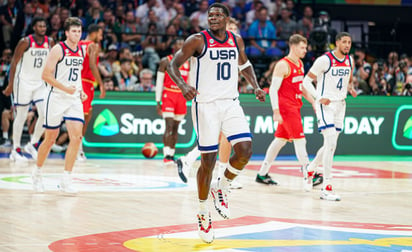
xmin=189 ymin=30 xmax=239 ymax=103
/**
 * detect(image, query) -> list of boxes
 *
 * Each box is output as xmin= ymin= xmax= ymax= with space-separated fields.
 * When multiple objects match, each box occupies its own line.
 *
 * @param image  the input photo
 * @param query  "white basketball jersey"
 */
xmin=315 ymin=51 xmax=353 ymax=101
xmin=189 ymin=30 xmax=239 ymax=103
xmin=52 ymin=42 xmax=84 ymax=96
xmin=16 ymin=35 xmax=50 ymax=83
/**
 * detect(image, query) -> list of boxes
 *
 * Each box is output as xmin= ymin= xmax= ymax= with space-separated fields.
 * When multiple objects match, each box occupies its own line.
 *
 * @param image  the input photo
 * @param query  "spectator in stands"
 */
xmin=232 ymin=0 xmax=249 ymax=26
xmin=0 ymin=0 xmax=19 ymax=48
xmin=159 ymin=0 xmax=177 ymax=27
xmin=0 ymin=48 xmax=11 ymax=146
xmin=285 ymin=0 xmax=298 ymax=21
xmin=189 ymin=0 xmax=209 ymax=29
xmin=47 ymin=13 xmax=64 ymax=42
xmin=113 ymin=47 xmax=139 ymax=76
xmin=276 ymin=8 xmax=297 ymax=42
xmin=393 ymin=60 xmax=409 ymax=95
xmin=159 ymin=24 xmax=179 ymax=58
xmin=135 ymin=0 xmax=161 ymax=25
xmin=141 ymin=22 xmax=161 ymax=74
xmin=11 ymin=2 xmax=34 ymax=49
xmin=297 ymin=6 xmax=314 ymax=38
xmin=268 ymin=0 xmax=286 ymax=23
xmin=136 ymin=68 xmax=155 ymax=92
xmin=120 ymin=10 xmax=142 ymax=51
xmin=103 ymin=77 xmax=116 ymax=91
xmin=387 ymin=51 xmax=399 ymax=76
xmin=184 ymin=0 xmax=198 ymax=17
xmin=246 ymin=0 xmax=263 ymax=27
xmin=354 ymin=47 xmax=372 ymax=94
xmin=369 ymin=59 xmax=392 ymax=95
xmin=352 ymin=76 xmax=364 ymax=96
xmin=114 ymin=58 xmax=139 ymax=91
xmin=247 ymin=6 xmax=281 ymax=57
xmin=84 ymin=4 xmax=103 ymax=27
xmin=141 ymin=8 xmax=165 ymax=34
xmin=102 ymin=8 xmax=121 ymax=45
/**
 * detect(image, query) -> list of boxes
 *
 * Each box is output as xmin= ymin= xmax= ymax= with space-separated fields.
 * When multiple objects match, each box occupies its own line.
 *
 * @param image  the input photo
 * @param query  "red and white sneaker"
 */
xmin=197 ymin=212 xmax=214 ymax=243
xmin=302 ymin=165 xmax=313 ymax=192
xmin=210 ymin=179 xmax=230 ymax=219
xmin=320 ymin=184 xmax=341 ymax=201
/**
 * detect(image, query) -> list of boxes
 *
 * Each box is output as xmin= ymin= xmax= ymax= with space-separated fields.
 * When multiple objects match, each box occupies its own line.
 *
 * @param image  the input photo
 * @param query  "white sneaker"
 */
xmin=1 ymin=139 xmax=11 ymax=147
xmin=58 ymin=175 xmax=78 ymax=194
xmin=31 ymin=168 xmax=44 ymax=193
xmin=302 ymin=165 xmax=313 ymax=192
xmin=77 ymin=151 xmax=87 ymax=161
xmin=210 ymin=179 xmax=230 ymax=219
xmin=229 ymin=179 xmax=242 ymax=189
xmin=176 ymin=156 xmax=190 ymax=183
xmin=320 ymin=184 xmax=340 ymax=201
xmin=10 ymin=148 xmax=28 ymax=162
xmin=197 ymin=211 xmax=214 ymax=243
xmin=51 ymin=144 xmax=65 ymax=153
xmin=24 ymin=143 xmax=38 ymax=160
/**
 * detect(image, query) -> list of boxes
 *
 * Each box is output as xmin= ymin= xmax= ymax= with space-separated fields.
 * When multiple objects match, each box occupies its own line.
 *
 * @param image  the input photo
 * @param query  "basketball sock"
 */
xmin=308 ymin=146 xmax=324 ymax=172
xmin=293 ymin=138 xmax=310 ymax=167
xmin=218 ymin=175 xmax=232 ymax=190
xmin=258 ymin=138 xmax=286 ymax=176
xmin=163 ymin=146 xmax=170 ymax=157
xmin=199 ymin=200 xmax=208 ymax=213
xmin=218 ymin=162 xmax=228 ymax=176
xmin=186 ymin=146 xmax=201 ymax=165
xmin=13 ymin=106 xmax=29 ymax=149
xmin=31 ymin=102 xmax=45 ymax=145
xmin=2 ymin=131 xmax=8 ymax=139
xmin=322 ymin=129 xmax=338 ymax=182
xmin=170 ymin=148 xmax=175 ymax=157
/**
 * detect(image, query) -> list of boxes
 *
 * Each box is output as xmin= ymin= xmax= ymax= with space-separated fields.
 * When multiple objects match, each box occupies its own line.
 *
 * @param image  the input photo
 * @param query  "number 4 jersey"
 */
xmin=189 ymin=30 xmax=239 ymax=103
xmin=311 ymin=51 xmax=353 ymax=101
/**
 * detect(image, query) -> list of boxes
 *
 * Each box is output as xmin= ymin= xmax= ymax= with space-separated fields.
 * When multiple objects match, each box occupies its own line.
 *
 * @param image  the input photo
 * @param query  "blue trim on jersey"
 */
xmin=64 ymin=117 xmax=84 ymax=124
xmin=230 ymin=31 xmax=240 ymax=53
xmin=318 ymin=124 xmax=335 ymax=131
xmin=197 ymin=32 xmax=208 ymax=59
xmin=14 ymin=102 xmax=31 ymax=106
xmin=44 ymin=90 xmax=52 ymax=126
xmin=320 ymin=104 xmax=328 ymax=126
xmin=336 ymin=127 xmax=342 ymax=132
xmin=63 ymin=41 xmax=79 ymax=53
xmin=32 ymin=98 xmax=44 ymax=104
xmin=198 ymin=144 xmax=219 ymax=152
xmin=207 ymin=29 xmax=228 ymax=44
xmin=43 ymin=124 xmax=61 ymax=129
xmin=195 ymin=101 xmax=200 ymax=144
xmin=194 ymin=57 xmax=201 ymax=103
xmin=57 ymin=43 xmax=65 ymax=65
xmin=227 ymin=132 xmax=252 ymax=141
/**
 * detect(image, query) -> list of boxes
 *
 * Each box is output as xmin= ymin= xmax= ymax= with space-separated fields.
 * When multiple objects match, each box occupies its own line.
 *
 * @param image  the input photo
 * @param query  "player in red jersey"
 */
xmin=78 ymin=24 xmax=106 ymax=160
xmin=155 ymin=38 xmax=189 ymax=166
xmin=255 ymin=34 xmax=315 ymax=192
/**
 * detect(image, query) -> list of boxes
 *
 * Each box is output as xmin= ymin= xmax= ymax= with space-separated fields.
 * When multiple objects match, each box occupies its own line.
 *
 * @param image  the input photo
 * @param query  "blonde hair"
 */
xmin=289 ymin=34 xmax=307 ymax=45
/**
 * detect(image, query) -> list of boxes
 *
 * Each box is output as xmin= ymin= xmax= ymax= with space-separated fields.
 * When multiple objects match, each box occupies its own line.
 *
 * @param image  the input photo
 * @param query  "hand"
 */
xmin=181 ymin=84 xmax=198 ymax=101
xmin=81 ymin=91 xmax=88 ymax=101
xmin=156 ymin=104 xmax=162 ymax=116
xmin=273 ymin=110 xmax=283 ymax=124
xmin=372 ymin=62 xmax=378 ymax=71
xmin=254 ymin=88 xmax=266 ymax=102
xmin=99 ymin=88 xmax=106 ymax=99
xmin=319 ymin=98 xmax=331 ymax=105
xmin=349 ymin=88 xmax=357 ymax=98
xmin=2 ymin=85 xmax=12 ymax=96
xmin=66 ymin=85 xmax=76 ymax=95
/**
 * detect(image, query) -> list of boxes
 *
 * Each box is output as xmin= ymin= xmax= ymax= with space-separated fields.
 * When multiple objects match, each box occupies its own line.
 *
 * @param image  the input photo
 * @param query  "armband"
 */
xmin=238 ymin=60 xmax=252 ymax=72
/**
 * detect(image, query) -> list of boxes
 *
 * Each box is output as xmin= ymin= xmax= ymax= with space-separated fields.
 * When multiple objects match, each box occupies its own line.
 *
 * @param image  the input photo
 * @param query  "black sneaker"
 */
xmin=255 ymin=174 xmax=278 ymax=185
xmin=312 ymin=172 xmax=323 ymax=187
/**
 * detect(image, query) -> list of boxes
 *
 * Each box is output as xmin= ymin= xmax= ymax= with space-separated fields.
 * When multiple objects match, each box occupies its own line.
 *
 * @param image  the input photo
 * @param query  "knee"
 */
xmin=70 ymin=135 xmax=83 ymax=145
xmin=235 ymin=142 xmax=252 ymax=164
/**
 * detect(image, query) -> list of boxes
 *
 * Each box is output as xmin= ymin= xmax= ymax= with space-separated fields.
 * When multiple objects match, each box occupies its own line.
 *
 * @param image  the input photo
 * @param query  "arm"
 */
xmin=302 ymin=71 xmax=317 ymax=99
xmin=348 ymin=58 xmax=357 ymax=97
xmin=269 ymin=60 xmax=288 ymax=124
xmin=88 ymin=43 xmax=105 ymax=98
xmin=155 ymin=56 xmax=168 ymax=116
xmin=167 ymin=34 xmax=202 ymax=101
xmin=42 ymin=45 xmax=76 ymax=95
xmin=2 ymin=38 xmax=29 ymax=96
xmin=236 ymin=34 xmax=266 ymax=102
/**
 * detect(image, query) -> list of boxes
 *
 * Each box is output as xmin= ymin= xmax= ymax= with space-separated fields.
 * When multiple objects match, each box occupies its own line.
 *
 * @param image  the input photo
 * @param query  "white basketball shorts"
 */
xmin=43 ymin=91 xmax=84 ymax=129
xmin=13 ymin=79 xmax=46 ymax=106
xmin=316 ymin=99 xmax=346 ymax=132
xmin=192 ymin=98 xmax=252 ymax=153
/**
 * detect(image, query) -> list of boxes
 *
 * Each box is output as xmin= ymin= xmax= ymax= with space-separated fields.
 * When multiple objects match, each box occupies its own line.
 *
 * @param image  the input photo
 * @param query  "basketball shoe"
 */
xmin=255 ymin=173 xmax=278 ymax=185
xmin=77 ymin=151 xmax=87 ymax=161
xmin=31 ymin=167 xmax=44 ymax=193
xmin=301 ymin=165 xmax=313 ymax=192
xmin=210 ymin=179 xmax=230 ymax=219
xmin=320 ymin=184 xmax=340 ymax=201
xmin=163 ymin=155 xmax=175 ymax=167
xmin=176 ymin=156 xmax=190 ymax=183
xmin=313 ymin=172 xmax=323 ymax=187
xmin=58 ymin=174 xmax=78 ymax=194
xmin=197 ymin=211 xmax=214 ymax=243
xmin=25 ymin=142 xmax=39 ymax=160
xmin=10 ymin=147 xmax=28 ymax=162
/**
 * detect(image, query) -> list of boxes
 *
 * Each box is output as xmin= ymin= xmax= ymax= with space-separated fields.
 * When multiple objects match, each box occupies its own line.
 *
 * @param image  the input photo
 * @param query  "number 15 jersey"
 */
xmin=189 ymin=30 xmax=239 ymax=103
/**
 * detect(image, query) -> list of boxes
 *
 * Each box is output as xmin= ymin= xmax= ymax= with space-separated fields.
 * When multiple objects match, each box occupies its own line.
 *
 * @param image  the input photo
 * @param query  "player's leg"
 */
xmin=78 ymin=83 xmax=94 ymax=161
xmin=11 ymin=105 xmax=30 ymax=161
xmin=25 ymin=100 xmax=45 ymax=160
xmin=218 ymin=134 xmax=242 ymax=189
xmin=293 ymin=137 xmax=313 ymax=191
xmin=176 ymin=145 xmax=201 ymax=183
xmin=162 ymin=117 xmax=176 ymax=165
xmin=1 ymin=109 xmax=12 ymax=146
xmin=256 ymin=137 xmax=286 ymax=185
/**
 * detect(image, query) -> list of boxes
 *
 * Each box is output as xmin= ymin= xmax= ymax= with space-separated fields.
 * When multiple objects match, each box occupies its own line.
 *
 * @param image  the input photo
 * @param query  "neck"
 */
xmin=65 ymin=40 xmax=77 ymax=50
xmin=333 ymin=50 xmax=345 ymax=59
xmin=287 ymin=54 xmax=300 ymax=64
xmin=210 ymin=29 xmax=226 ymax=40
xmin=33 ymin=34 xmax=44 ymax=42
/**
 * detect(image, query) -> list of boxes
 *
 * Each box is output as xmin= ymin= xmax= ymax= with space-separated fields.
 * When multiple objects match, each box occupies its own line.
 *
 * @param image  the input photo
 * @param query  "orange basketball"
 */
xmin=142 ymin=142 xmax=158 ymax=158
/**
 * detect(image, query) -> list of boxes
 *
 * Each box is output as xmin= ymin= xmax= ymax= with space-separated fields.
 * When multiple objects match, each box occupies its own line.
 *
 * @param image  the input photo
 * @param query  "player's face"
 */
xmin=95 ymin=29 xmax=103 ymax=43
xmin=33 ymin=21 xmax=47 ymax=36
xmin=226 ymin=23 xmax=238 ymax=34
xmin=66 ymin=26 xmax=82 ymax=44
xmin=293 ymin=42 xmax=307 ymax=59
xmin=337 ymin=36 xmax=352 ymax=55
xmin=208 ymin=7 xmax=228 ymax=31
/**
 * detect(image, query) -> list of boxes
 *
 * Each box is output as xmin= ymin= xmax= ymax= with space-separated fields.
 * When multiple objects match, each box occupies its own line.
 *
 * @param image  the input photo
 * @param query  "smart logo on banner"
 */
xmin=392 ymin=105 xmax=412 ymax=150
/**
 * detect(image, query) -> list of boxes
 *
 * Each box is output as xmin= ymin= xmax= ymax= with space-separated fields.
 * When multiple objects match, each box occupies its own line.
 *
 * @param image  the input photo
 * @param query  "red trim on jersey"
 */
xmin=202 ymin=30 xmax=237 ymax=49
xmin=79 ymin=40 xmax=98 ymax=82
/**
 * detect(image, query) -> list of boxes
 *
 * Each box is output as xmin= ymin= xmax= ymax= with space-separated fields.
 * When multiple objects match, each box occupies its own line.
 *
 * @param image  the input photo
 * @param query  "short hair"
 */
xmin=336 ymin=32 xmax=351 ymax=41
xmin=170 ymin=37 xmax=184 ymax=47
xmin=289 ymin=34 xmax=307 ymax=45
xmin=119 ymin=58 xmax=132 ymax=64
xmin=228 ymin=17 xmax=239 ymax=26
xmin=63 ymin=17 xmax=82 ymax=31
xmin=88 ymin=24 xmax=102 ymax=34
xmin=140 ymin=68 xmax=153 ymax=79
xmin=208 ymin=3 xmax=230 ymax=17
xmin=31 ymin=16 xmax=46 ymax=28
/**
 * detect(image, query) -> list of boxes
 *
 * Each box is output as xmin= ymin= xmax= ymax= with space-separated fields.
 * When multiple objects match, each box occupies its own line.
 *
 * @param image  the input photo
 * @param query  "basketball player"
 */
xmin=155 ymin=38 xmax=189 ymax=166
xmin=255 ymin=34 xmax=315 ymax=192
xmin=2 ymin=17 xmax=54 ymax=161
xmin=32 ymin=17 xmax=86 ymax=194
xmin=167 ymin=3 xmax=266 ymax=243
xmin=302 ymin=32 xmax=357 ymax=201
xmin=77 ymin=24 xmax=106 ymax=161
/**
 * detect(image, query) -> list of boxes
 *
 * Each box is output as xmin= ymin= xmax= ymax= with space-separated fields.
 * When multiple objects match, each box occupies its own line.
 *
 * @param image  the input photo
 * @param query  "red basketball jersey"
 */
xmin=164 ymin=54 xmax=189 ymax=91
xmin=278 ymin=57 xmax=304 ymax=108
xmin=79 ymin=40 xmax=99 ymax=81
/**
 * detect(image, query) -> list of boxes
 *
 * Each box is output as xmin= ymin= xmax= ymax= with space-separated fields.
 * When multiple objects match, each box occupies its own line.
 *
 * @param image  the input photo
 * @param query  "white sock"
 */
xmin=170 ymin=148 xmax=175 ymax=156
xmin=163 ymin=146 xmax=170 ymax=157
xmin=31 ymin=102 xmax=45 ymax=144
xmin=2 ymin=132 xmax=8 ymax=139
xmin=321 ymin=129 xmax=338 ymax=183
xmin=258 ymin=138 xmax=286 ymax=176
xmin=293 ymin=138 xmax=310 ymax=167
xmin=199 ymin=200 xmax=208 ymax=214
xmin=308 ymin=146 xmax=324 ymax=172
xmin=218 ymin=162 xmax=228 ymax=176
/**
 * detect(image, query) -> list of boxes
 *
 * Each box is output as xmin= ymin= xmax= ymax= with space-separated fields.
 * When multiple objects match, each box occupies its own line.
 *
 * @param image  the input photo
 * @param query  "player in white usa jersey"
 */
xmin=167 ymin=3 xmax=266 ymax=243
xmin=32 ymin=17 xmax=87 ymax=194
xmin=3 ymin=17 xmax=54 ymax=161
xmin=303 ymin=32 xmax=358 ymax=201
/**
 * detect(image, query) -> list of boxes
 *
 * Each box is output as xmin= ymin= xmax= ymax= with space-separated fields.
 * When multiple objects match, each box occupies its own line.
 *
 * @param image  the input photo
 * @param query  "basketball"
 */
xmin=142 ymin=142 xmax=158 ymax=158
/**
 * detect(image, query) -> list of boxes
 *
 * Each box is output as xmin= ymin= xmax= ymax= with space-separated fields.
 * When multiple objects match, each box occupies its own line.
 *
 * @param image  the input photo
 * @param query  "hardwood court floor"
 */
xmin=0 ymin=157 xmax=411 ymax=252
